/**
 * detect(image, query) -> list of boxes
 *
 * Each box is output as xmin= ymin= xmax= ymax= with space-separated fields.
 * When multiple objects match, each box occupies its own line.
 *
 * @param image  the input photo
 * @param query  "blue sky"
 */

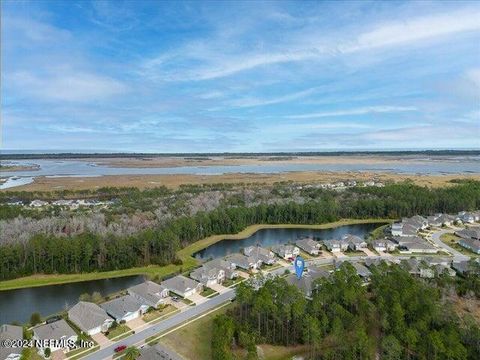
xmin=1 ymin=0 xmax=479 ymax=152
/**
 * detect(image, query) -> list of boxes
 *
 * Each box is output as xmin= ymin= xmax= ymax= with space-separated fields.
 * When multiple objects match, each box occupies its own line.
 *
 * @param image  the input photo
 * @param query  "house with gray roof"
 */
xmin=0 ymin=325 xmax=23 ymax=360
xmin=271 ymin=244 xmax=300 ymax=259
xmin=243 ymin=246 xmax=276 ymax=265
xmin=295 ymin=238 xmax=321 ymax=255
xmin=458 ymin=238 xmax=480 ymax=254
xmin=161 ymin=275 xmax=202 ymax=298
xmin=203 ymin=258 xmax=238 ymax=280
xmin=342 ymin=234 xmax=367 ymax=250
xmin=128 ymin=281 xmax=169 ymax=308
xmin=393 ymin=236 xmax=438 ymax=253
xmin=138 ymin=344 xmax=182 ymax=360
xmin=323 ymin=239 xmax=349 ymax=253
xmin=190 ymin=266 xmax=225 ymax=287
xmin=371 ymin=239 xmax=397 ymax=252
xmin=286 ymin=266 xmax=330 ymax=298
xmin=68 ymin=301 xmax=113 ymax=335
xmin=100 ymin=295 xmax=148 ymax=322
xmin=33 ymin=319 xmax=77 ymax=355
xmin=224 ymin=253 xmax=259 ymax=270
xmin=455 ymin=227 xmax=480 ymax=241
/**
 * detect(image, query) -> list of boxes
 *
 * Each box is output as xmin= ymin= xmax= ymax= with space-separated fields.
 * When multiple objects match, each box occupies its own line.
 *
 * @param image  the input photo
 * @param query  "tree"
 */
xmin=29 ymin=312 xmax=41 ymax=326
xmin=123 ymin=346 xmax=140 ymax=360
xmin=381 ymin=335 xmax=403 ymax=360
xmin=79 ymin=293 xmax=91 ymax=302
xmin=44 ymin=348 xmax=51 ymax=358
xmin=91 ymin=291 xmax=103 ymax=303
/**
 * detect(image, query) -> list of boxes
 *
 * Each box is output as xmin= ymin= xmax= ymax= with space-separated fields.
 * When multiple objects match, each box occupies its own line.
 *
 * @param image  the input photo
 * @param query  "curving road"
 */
xmin=82 ymin=289 xmax=235 ymax=360
xmin=429 ymin=228 xmax=469 ymax=261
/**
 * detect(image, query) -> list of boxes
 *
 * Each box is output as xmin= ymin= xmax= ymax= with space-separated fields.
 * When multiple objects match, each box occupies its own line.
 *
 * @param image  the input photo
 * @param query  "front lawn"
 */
xmin=223 ymin=277 xmax=244 ymax=287
xmin=200 ymin=287 xmax=218 ymax=297
xmin=143 ymin=305 xmax=177 ymax=322
xmin=106 ymin=324 xmax=132 ymax=340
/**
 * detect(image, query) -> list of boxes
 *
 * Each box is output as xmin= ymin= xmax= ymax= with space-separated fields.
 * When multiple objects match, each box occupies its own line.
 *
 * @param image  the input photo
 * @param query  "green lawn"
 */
xmin=440 ymin=233 xmax=480 ymax=257
xmin=159 ymin=304 xmax=234 ymax=360
xmin=106 ymin=325 xmax=132 ymax=340
xmin=200 ymin=287 xmax=218 ymax=297
xmin=143 ymin=305 xmax=177 ymax=323
xmin=223 ymin=277 xmax=244 ymax=287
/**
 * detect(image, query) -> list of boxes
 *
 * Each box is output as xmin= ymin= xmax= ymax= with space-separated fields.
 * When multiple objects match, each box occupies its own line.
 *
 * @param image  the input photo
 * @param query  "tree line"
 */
xmin=212 ymin=263 xmax=480 ymax=360
xmin=1 ymin=181 xmax=480 ymax=280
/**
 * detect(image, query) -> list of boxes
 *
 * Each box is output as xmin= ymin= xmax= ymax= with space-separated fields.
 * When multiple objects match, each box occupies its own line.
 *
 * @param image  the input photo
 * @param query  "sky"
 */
xmin=1 ymin=0 xmax=479 ymax=153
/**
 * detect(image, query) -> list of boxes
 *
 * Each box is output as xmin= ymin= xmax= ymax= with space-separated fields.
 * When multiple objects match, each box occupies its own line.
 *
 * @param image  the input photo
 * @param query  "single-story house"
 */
xmin=225 ymin=253 xmax=260 ymax=270
xmin=458 ymin=238 xmax=480 ymax=254
xmin=393 ymin=236 xmax=438 ymax=253
xmin=342 ymin=234 xmax=367 ymax=250
xmin=286 ymin=266 xmax=330 ymax=298
xmin=68 ymin=301 xmax=114 ymax=335
xmin=138 ymin=344 xmax=182 ymax=360
xmin=243 ymin=245 xmax=276 ymax=265
xmin=452 ymin=260 xmax=480 ymax=275
xmin=296 ymin=238 xmax=321 ymax=255
xmin=335 ymin=261 xmax=371 ymax=280
xmin=455 ymin=227 xmax=480 ymax=241
xmin=161 ymin=275 xmax=202 ymax=298
xmin=371 ymin=239 xmax=397 ymax=252
xmin=128 ymin=281 xmax=169 ymax=308
xmin=0 ymin=325 xmax=23 ymax=360
xmin=33 ymin=319 xmax=78 ymax=355
xmin=271 ymin=244 xmax=300 ymax=259
xmin=458 ymin=211 xmax=476 ymax=224
xmin=100 ymin=295 xmax=148 ymax=322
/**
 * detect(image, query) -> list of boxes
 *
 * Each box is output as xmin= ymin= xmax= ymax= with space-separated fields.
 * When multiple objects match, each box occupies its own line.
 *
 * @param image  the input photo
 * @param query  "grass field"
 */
xmin=440 ymin=233 xmax=480 ymax=257
xmin=107 ymin=325 xmax=132 ymax=340
xmin=0 ymin=219 xmax=391 ymax=291
xmin=143 ymin=305 xmax=177 ymax=322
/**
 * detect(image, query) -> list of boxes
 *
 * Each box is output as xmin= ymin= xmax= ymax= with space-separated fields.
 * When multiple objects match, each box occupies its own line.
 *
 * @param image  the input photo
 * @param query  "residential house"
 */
xmin=393 ymin=236 xmax=438 ymax=253
xmin=190 ymin=266 xmax=225 ymax=287
xmin=458 ymin=211 xmax=475 ymax=224
xmin=100 ymin=295 xmax=148 ymax=322
xmin=335 ymin=261 xmax=371 ymax=280
xmin=271 ymin=244 xmax=300 ymax=259
xmin=128 ymin=281 xmax=169 ymax=308
xmin=32 ymin=319 xmax=77 ymax=356
xmin=295 ymin=238 xmax=321 ymax=255
xmin=455 ymin=227 xmax=480 ymax=241
xmin=286 ymin=266 xmax=330 ymax=298
xmin=161 ymin=275 xmax=202 ymax=298
xmin=364 ymin=257 xmax=397 ymax=268
xmin=203 ymin=258 xmax=238 ymax=279
xmin=224 ymin=253 xmax=260 ymax=270
xmin=29 ymin=200 xmax=48 ymax=207
xmin=391 ymin=222 xmax=404 ymax=236
xmin=371 ymin=239 xmax=397 ymax=252
xmin=0 ymin=325 xmax=22 ymax=360
xmin=323 ymin=240 xmax=348 ymax=253
xmin=433 ymin=264 xmax=456 ymax=277
xmin=243 ymin=245 xmax=276 ymax=265
xmin=452 ymin=259 xmax=480 ymax=275
xmin=138 ymin=344 xmax=182 ymax=360
xmin=342 ymin=234 xmax=367 ymax=250
xmin=68 ymin=301 xmax=113 ymax=335
xmin=458 ymin=238 xmax=480 ymax=254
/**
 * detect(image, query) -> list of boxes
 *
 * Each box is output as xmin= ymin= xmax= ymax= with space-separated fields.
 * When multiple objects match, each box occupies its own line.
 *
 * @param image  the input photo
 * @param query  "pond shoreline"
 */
xmin=0 ymin=219 xmax=393 ymax=292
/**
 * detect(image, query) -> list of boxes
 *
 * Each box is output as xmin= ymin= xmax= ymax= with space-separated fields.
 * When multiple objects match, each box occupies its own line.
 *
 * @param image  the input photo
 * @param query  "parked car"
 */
xmin=114 ymin=345 xmax=127 ymax=353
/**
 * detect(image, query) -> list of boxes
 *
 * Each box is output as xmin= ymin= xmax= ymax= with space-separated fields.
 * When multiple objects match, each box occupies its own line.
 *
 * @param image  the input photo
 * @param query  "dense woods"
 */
xmin=1 ymin=181 xmax=480 ymax=280
xmin=213 ymin=263 xmax=480 ymax=360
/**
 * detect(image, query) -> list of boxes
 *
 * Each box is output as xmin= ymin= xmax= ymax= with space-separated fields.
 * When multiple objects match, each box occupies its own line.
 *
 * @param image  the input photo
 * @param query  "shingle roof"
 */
xmin=33 ymin=319 xmax=76 ymax=341
xmin=100 ymin=295 xmax=144 ymax=320
xmin=0 ymin=324 xmax=23 ymax=359
xmin=68 ymin=301 xmax=111 ymax=333
xmin=161 ymin=275 xmax=201 ymax=294
xmin=128 ymin=281 xmax=168 ymax=306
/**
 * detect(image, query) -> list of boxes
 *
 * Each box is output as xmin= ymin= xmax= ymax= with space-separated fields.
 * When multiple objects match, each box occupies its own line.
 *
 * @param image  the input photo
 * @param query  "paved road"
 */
xmin=82 ymin=289 xmax=235 ymax=360
xmin=430 ymin=228 xmax=469 ymax=261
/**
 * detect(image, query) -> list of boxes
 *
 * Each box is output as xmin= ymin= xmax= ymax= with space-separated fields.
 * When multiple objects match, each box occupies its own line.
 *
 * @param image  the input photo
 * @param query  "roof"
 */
xmin=128 ymin=281 xmax=168 ymax=305
xmin=459 ymin=238 xmax=480 ymax=252
xmin=100 ymin=295 xmax=144 ymax=320
xmin=161 ymin=275 xmax=201 ymax=294
xmin=225 ymin=253 xmax=255 ymax=268
xmin=68 ymin=302 xmax=111 ymax=332
xmin=456 ymin=227 xmax=480 ymax=241
xmin=0 ymin=324 xmax=23 ymax=359
xmin=286 ymin=267 xmax=330 ymax=297
xmin=295 ymin=238 xmax=320 ymax=251
xmin=33 ymin=319 xmax=76 ymax=341
xmin=342 ymin=234 xmax=366 ymax=244
xmin=139 ymin=344 xmax=182 ymax=360
xmin=271 ymin=244 xmax=297 ymax=254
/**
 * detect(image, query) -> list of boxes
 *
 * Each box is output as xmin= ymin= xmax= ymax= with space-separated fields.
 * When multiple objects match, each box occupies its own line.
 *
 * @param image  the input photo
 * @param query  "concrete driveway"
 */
xmin=361 ymin=248 xmax=377 ymax=257
xmin=188 ymin=293 xmax=207 ymax=305
xmin=209 ymin=282 xmax=229 ymax=293
xmin=127 ymin=317 xmax=147 ymax=331
xmin=91 ymin=333 xmax=112 ymax=348
xmin=165 ymin=298 xmax=188 ymax=310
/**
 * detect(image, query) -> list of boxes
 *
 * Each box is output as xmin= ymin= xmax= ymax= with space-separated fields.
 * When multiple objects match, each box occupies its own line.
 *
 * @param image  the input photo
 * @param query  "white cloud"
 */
xmin=9 ymin=70 xmax=128 ymax=102
xmin=229 ymin=87 xmax=318 ymax=108
xmin=286 ymin=106 xmax=417 ymax=119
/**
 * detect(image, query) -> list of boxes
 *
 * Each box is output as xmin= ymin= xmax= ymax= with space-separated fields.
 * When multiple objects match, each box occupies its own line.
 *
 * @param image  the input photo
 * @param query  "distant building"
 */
xmin=243 ymin=245 xmax=276 ymax=265
xmin=342 ymin=234 xmax=367 ymax=250
xmin=161 ymin=275 xmax=202 ymax=298
xmin=224 ymin=253 xmax=260 ymax=270
xmin=455 ymin=227 xmax=480 ymax=241
xmin=323 ymin=240 xmax=348 ymax=253
xmin=271 ymin=244 xmax=300 ymax=259
xmin=286 ymin=266 xmax=330 ymax=298
xmin=371 ymin=239 xmax=397 ymax=252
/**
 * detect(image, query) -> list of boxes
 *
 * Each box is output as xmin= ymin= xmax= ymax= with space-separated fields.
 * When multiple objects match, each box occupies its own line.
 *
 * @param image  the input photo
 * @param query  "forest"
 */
xmin=212 ymin=262 xmax=480 ymax=360
xmin=1 ymin=181 xmax=480 ymax=280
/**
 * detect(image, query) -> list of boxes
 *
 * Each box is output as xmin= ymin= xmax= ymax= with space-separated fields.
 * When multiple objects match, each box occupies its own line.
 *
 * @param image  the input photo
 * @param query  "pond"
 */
xmin=194 ymin=222 xmax=383 ymax=260
xmin=0 ymin=275 xmax=145 ymax=325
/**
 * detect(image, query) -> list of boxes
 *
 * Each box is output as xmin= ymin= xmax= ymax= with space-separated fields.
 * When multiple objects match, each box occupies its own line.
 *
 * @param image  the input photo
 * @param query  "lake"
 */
xmin=0 ymin=275 xmax=145 ymax=325
xmin=193 ymin=222 xmax=382 ymax=260
xmin=1 ymin=157 xmax=480 ymax=189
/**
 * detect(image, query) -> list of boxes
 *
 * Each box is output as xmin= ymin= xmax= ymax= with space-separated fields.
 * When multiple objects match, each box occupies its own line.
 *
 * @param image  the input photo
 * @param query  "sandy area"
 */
xmin=4 ymin=171 xmax=479 ymax=192
xmin=76 ymin=155 xmax=443 ymax=168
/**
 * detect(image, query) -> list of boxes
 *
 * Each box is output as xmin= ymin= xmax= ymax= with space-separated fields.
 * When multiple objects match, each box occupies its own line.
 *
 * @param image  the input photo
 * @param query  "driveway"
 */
xmin=91 ymin=333 xmax=112 ymax=348
xmin=165 ymin=298 xmax=188 ymax=310
xmin=361 ymin=248 xmax=377 ymax=257
xmin=127 ymin=317 xmax=147 ymax=331
xmin=209 ymin=282 xmax=229 ymax=293
xmin=188 ymin=293 xmax=207 ymax=305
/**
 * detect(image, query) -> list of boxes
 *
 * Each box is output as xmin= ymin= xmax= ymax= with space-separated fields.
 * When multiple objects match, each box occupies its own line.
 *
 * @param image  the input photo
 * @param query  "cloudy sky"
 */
xmin=1 ymin=0 xmax=479 ymax=152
